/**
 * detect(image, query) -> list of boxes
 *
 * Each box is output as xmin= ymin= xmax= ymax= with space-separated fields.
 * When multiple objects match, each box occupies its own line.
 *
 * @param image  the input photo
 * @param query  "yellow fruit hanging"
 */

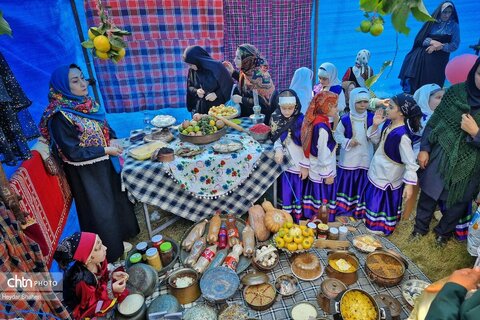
xmin=93 ymin=35 xmax=111 ymax=53
xmin=95 ymin=50 xmax=109 ymax=60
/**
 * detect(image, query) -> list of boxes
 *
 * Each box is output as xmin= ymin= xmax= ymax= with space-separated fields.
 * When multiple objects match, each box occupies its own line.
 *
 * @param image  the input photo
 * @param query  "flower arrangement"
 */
xmin=81 ymin=0 xmax=131 ymax=63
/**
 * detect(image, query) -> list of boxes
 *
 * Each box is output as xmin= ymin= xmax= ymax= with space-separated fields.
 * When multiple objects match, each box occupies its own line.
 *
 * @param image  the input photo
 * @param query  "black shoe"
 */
xmin=409 ymin=231 xmax=424 ymax=240
xmin=435 ymin=235 xmax=449 ymax=247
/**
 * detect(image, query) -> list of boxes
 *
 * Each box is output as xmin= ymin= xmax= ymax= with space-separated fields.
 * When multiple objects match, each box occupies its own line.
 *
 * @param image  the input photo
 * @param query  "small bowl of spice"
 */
xmin=249 ymin=124 xmax=270 ymax=142
xmin=151 ymin=147 xmax=175 ymax=162
xmin=274 ymin=274 xmax=298 ymax=297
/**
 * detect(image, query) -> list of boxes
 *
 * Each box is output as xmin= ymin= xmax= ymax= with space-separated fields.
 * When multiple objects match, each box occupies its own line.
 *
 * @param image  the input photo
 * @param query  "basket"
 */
xmin=179 ymin=127 xmax=226 ymax=145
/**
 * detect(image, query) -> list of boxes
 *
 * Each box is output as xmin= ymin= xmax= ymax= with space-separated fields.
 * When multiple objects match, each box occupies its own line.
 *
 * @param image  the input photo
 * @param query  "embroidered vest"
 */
xmin=310 ymin=123 xmax=336 ymax=157
xmin=340 ymin=111 xmax=374 ymax=139
xmin=381 ymin=121 xmax=409 ymax=164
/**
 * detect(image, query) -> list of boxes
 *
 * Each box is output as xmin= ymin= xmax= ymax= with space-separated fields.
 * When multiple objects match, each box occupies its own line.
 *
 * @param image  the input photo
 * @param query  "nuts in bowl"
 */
xmin=252 ymin=244 xmax=279 ymax=271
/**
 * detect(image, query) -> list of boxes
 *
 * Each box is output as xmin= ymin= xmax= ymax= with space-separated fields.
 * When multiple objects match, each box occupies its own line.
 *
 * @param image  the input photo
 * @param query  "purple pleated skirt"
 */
xmin=281 ymin=171 xmax=304 ymax=223
xmin=302 ymin=178 xmax=336 ymax=221
xmin=335 ymin=167 xmax=368 ymax=216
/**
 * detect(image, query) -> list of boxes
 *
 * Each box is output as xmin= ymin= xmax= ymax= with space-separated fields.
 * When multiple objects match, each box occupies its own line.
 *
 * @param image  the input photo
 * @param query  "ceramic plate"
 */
xmin=353 ymin=235 xmax=383 ymax=253
xmin=151 ymin=115 xmax=176 ymax=128
xmin=200 ymin=266 xmax=240 ymax=302
xmin=401 ymin=279 xmax=430 ymax=307
xmin=212 ymin=139 xmax=243 ymax=153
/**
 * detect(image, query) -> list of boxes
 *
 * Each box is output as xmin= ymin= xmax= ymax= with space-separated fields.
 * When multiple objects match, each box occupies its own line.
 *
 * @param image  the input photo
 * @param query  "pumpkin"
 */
xmin=262 ymin=200 xmax=286 ymax=233
xmin=248 ymin=205 xmax=270 ymax=241
xmin=283 ymin=211 xmax=293 ymax=224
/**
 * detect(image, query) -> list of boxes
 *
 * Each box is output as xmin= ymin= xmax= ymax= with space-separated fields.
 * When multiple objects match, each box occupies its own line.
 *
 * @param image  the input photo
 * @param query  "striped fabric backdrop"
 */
xmin=223 ymin=0 xmax=313 ymax=92
xmin=84 ymin=0 xmax=225 ymax=113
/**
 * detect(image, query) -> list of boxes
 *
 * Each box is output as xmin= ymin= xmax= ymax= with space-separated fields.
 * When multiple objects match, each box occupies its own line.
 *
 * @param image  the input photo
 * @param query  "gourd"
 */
xmin=248 ymin=205 xmax=270 ymax=241
xmin=262 ymin=199 xmax=286 ymax=233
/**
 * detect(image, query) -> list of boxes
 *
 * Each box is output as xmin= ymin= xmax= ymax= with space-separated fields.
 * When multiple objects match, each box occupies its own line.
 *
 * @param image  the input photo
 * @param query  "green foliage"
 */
xmin=365 ymin=60 xmax=393 ymax=89
xmin=360 ymin=0 xmax=435 ymax=35
xmin=0 ymin=11 xmax=12 ymax=37
xmin=81 ymin=39 xmax=95 ymax=49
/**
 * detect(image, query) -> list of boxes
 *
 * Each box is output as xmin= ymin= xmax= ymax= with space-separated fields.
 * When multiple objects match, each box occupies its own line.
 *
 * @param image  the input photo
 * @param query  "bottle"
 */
xmin=319 ymin=200 xmax=329 ymax=224
xmin=146 ymin=247 xmax=162 ymax=271
xmin=193 ymin=245 xmax=217 ymax=273
xmin=226 ymin=213 xmax=240 ymax=247
xmin=159 ymin=241 xmax=174 ymax=266
xmin=223 ymin=244 xmax=243 ymax=271
xmin=218 ymin=222 xmax=228 ymax=249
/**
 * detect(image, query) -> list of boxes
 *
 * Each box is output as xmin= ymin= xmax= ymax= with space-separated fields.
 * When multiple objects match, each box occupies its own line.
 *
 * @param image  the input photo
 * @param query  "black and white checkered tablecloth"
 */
xmin=121 ymin=118 xmax=284 ymax=222
xmin=145 ymin=224 xmax=430 ymax=319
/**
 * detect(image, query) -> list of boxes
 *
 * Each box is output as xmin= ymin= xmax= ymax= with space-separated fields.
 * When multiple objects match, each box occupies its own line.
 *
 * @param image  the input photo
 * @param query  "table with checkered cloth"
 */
xmin=145 ymin=223 xmax=430 ymax=319
xmin=121 ymin=118 xmax=286 ymax=222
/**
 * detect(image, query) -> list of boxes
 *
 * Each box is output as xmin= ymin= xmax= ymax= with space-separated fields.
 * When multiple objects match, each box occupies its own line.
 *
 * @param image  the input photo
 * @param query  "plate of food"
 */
xmin=212 ymin=139 xmax=243 ymax=153
xmin=353 ymin=234 xmax=383 ymax=253
xmin=151 ymin=115 xmax=176 ymax=128
xmin=175 ymin=144 xmax=204 ymax=157
xmin=402 ymin=279 xmax=430 ymax=307
xmin=208 ymin=105 xmax=239 ymax=119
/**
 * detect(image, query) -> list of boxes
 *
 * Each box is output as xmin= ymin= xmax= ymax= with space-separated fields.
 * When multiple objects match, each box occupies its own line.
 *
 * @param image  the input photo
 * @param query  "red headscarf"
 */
xmin=301 ymin=91 xmax=338 ymax=157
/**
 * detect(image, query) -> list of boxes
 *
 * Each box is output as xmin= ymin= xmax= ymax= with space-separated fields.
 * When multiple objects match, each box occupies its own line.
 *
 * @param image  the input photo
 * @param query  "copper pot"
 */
xmin=167 ymin=268 xmax=201 ymax=304
xmin=325 ymin=251 xmax=359 ymax=285
xmin=332 ymin=289 xmax=391 ymax=320
xmin=317 ymin=278 xmax=347 ymax=314
xmin=365 ymin=250 xmax=407 ymax=287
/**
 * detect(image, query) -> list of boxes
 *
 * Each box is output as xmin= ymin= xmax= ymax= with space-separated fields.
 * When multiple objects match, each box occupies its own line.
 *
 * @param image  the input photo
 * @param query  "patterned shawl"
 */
xmin=270 ymin=89 xmax=302 ymax=142
xmin=238 ymin=43 xmax=275 ymax=102
xmin=301 ymin=91 xmax=338 ymax=157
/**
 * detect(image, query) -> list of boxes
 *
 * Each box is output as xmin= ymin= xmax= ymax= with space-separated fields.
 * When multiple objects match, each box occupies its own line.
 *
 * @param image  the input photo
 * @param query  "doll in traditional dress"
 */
xmin=54 ymin=232 xmax=129 ymax=319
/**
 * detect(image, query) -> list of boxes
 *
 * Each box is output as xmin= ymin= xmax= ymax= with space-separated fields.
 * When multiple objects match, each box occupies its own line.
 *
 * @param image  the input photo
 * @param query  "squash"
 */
xmin=248 ymin=205 xmax=270 ymax=241
xmin=262 ymin=199 xmax=286 ymax=233
xmin=283 ymin=211 xmax=293 ymax=224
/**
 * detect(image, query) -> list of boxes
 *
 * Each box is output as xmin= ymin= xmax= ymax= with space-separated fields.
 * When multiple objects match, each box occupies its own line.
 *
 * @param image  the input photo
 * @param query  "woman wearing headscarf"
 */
xmin=270 ymin=89 xmax=308 ymax=222
xmin=183 ymin=45 xmax=234 ymax=114
xmin=342 ymin=49 xmax=374 ymax=88
xmin=289 ymin=67 xmax=314 ymax=114
xmin=226 ymin=44 xmax=276 ymax=123
xmin=399 ymin=1 xmax=460 ymax=94
xmin=39 ymin=64 xmax=139 ymax=262
xmin=412 ymin=57 xmax=480 ymax=246
xmin=313 ymin=62 xmax=347 ymax=117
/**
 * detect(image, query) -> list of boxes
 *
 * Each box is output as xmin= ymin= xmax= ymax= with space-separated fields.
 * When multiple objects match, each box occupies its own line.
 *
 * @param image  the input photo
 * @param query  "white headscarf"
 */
xmin=352 ymin=49 xmax=372 ymax=87
xmin=349 ymin=87 xmax=370 ymax=118
xmin=413 ymin=83 xmax=442 ymax=119
xmin=318 ymin=62 xmax=341 ymax=88
xmin=289 ymin=67 xmax=313 ymax=113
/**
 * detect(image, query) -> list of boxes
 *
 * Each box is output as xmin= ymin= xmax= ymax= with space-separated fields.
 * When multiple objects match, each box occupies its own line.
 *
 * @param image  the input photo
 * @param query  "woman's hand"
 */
xmin=232 ymin=94 xmax=242 ymax=104
xmin=205 ymin=92 xmax=217 ymax=102
xmin=300 ymin=167 xmax=309 ymax=180
xmin=402 ymin=184 xmax=413 ymax=201
xmin=349 ymin=139 xmax=360 ymax=148
xmin=196 ymin=88 xmax=205 ymax=98
xmin=274 ymin=149 xmax=284 ymax=164
xmin=105 ymin=147 xmax=122 ymax=156
xmin=325 ymin=176 xmax=334 ymax=185
xmin=222 ymin=61 xmax=234 ymax=75
xmin=373 ymin=109 xmax=386 ymax=127
xmin=417 ymin=151 xmax=430 ymax=169
xmin=109 ymin=139 xmax=124 ymax=151
xmin=112 ymin=279 xmax=126 ymax=294
xmin=461 ymin=113 xmax=480 ymax=137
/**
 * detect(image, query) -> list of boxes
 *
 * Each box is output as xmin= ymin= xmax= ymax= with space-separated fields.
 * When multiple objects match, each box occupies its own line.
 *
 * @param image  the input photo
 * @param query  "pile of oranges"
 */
xmin=274 ymin=222 xmax=315 ymax=252
xmin=82 ymin=27 xmax=129 ymax=63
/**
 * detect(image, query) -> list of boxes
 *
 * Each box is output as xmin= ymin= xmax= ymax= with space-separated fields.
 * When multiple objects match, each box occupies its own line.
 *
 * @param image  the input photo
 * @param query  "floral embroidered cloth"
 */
xmin=166 ymin=134 xmax=263 ymax=197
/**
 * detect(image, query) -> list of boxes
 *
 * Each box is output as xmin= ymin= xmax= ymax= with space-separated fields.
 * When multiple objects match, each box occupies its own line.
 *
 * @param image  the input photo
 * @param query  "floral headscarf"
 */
xmin=237 ymin=44 xmax=275 ymax=102
xmin=353 ymin=49 xmax=373 ymax=87
xmin=301 ymin=91 xmax=338 ymax=157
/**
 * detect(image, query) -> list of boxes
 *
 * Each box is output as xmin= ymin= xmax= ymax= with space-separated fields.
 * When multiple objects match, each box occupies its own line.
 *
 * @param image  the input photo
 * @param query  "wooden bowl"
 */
xmin=179 ymin=127 xmax=226 ymax=145
xmin=251 ymin=243 xmax=279 ymax=272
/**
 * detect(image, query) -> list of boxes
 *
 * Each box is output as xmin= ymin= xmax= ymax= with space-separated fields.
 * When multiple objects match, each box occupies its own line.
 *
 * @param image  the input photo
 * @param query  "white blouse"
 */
xmin=308 ymin=128 xmax=337 ymax=182
xmin=274 ymin=132 xmax=309 ymax=173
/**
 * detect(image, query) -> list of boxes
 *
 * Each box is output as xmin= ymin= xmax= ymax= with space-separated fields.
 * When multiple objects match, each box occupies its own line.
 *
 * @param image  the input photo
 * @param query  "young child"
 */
xmin=289 ymin=67 xmax=314 ymax=114
xmin=356 ymin=93 xmax=422 ymax=235
xmin=334 ymin=88 xmax=376 ymax=217
xmin=54 ymin=232 xmax=129 ymax=319
xmin=313 ymin=62 xmax=346 ymax=115
xmin=301 ymin=91 xmax=339 ymax=221
xmin=271 ymin=89 xmax=309 ymax=222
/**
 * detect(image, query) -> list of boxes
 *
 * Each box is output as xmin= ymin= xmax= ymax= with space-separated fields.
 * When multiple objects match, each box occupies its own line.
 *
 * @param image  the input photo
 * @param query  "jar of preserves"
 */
xmin=160 ymin=241 xmax=174 ymax=266
xmin=146 ymin=247 xmax=162 ymax=271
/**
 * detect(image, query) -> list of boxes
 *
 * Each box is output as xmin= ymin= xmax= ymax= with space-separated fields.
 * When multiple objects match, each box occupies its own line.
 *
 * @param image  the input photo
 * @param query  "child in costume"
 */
xmin=356 ymin=94 xmax=422 ymax=235
xmin=334 ymin=88 xmax=376 ymax=216
xmin=54 ymin=232 xmax=129 ymax=319
xmin=270 ymin=89 xmax=309 ymax=222
xmin=301 ymin=91 xmax=339 ymax=221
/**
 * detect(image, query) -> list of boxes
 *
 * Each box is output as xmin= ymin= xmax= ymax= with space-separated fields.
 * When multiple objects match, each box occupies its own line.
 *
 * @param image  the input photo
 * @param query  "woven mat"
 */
xmin=142 ymin=223 xmax=430 ymax=319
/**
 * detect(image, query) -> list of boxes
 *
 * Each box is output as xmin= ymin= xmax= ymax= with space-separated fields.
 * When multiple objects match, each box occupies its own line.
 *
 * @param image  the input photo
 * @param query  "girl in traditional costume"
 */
xmin=39 ymin=64 xmax=139 ymax=261
xmin=54 ymin=232 xmax=129 ymax=319
xmin=413 ymin=57 xmax=480 ymax=246
xmin=342 ymin=49 xmax=374 ymax=88
xmin=270 ymin=89 xmax=309 ymax=222
xmin=301 ymin=91 xmax=338 ymax=221
xmin=183 ymin=45 xmax=234 ymax=114
xmin=313 ymin=62 xmax=346 ymax=116
xmin=357 ymin=93 xmax=422 ymax=235
xmin=334 ymin=88 xmax=376 ymax=217
xmin=289 ymin=67 xmax=314 ymax=114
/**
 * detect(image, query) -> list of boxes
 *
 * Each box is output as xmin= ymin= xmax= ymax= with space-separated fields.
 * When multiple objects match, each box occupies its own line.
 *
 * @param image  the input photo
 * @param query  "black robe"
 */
xmin=186 ymin=68 xmax=229 ymax=114
xmin=50 ymin=113 xmax=139 ymax=261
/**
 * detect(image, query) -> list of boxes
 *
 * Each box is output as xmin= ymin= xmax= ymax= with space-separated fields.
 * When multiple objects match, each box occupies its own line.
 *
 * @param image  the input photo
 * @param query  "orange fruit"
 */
xmin=370 ymin=23 xmax=384 ymax=36
xmin=93 ymin=35 xmax=111 ymax=52
xmin=95 ymin=50 xmax=109 ymax=60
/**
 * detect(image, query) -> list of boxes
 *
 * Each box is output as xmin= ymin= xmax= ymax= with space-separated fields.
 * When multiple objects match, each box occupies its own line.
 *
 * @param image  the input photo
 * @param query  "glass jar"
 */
xmin=146 ymin=247 xmax=162 ymax=271
xmin=151 ymin=235 xmax=164 ymax=250
xmin=328 ymin=227 xmax=339 ymax=240
xmin=307 ymin=222 xmax=317 ymax=238
xmin=136 ymin=241 xmax=148 ymax=261
xmin=317 ymin=223 xmax=329 ymax=240
xmin=129 ymin=253 xmax=142 ymax=265
xmin=160 ymin=242 xmax=174 ymax=266
xmin=338 ymin=226 xmax=348 ymax=241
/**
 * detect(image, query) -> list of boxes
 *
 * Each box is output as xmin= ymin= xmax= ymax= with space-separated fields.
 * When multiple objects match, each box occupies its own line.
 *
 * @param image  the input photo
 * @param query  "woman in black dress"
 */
xmin=39 ymin=64 xmax=139 ymax=261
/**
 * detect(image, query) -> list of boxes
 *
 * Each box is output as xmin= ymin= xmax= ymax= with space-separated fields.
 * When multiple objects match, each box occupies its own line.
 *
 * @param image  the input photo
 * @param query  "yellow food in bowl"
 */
xmin=340 ymin=290 xmax=378 ymax=320
xmin=329 ymin=258 xmax=356 ymax=273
